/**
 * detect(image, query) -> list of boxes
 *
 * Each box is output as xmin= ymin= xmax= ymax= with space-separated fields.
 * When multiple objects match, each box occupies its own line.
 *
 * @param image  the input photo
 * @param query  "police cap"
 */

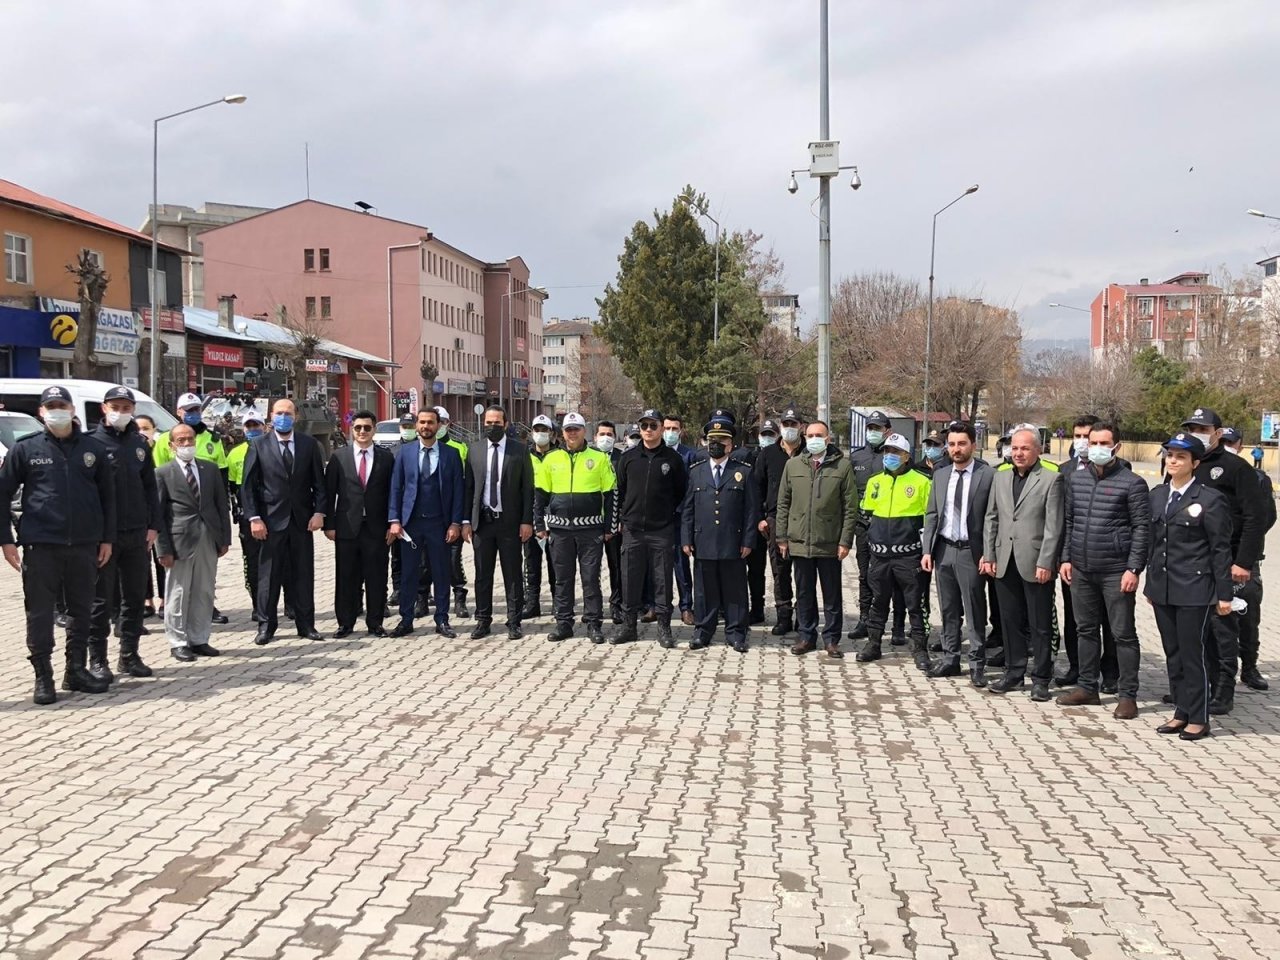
xmin=1181 ymin=407 xmax=1222 ymax=429
xmin=759 ymin=419 xmax=779 ymax=436
xmin=865 ymin=409 xmax=891 ymax=428
xmin=779 ymin=406 xmax=804 ymax=424
xmin=103 ymin=385 xmax=135 ymax=404
xmin=639 ymin=408 xmax=664 ymax=424
xmin=399 ymin=413 xmax=416 ymax=426
xmin=1164 ymin=432 xmax=1207 ymax=459
xmin=40 ymin=385 xmax=73 ymax=406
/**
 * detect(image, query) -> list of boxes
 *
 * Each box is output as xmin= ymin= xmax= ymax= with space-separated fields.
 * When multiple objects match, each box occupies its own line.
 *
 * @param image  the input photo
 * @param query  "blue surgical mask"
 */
xmin=1087 ymin=444 xmax=1114 ymax=466
xmin=805 ymin=436 xmax=827 ymax=456
xmin=182 ymin=411 xmax=202 ymax=427
xmin=273 ymin=414 xmax=295 ymax=434
xmin=924 ymin=445 xmax=944 ymax=462
xmin=866 ymin=429 xmax=884 ymax=446
xmin=663 ymin=430 xmax=680 ymax=447
xmin=245 ymin=428 xmax=264 ymax=440
xmin=882 ymin=453 xmax=904 ymax=471
xmin=759 ymin=435 xmax=777 ymax=448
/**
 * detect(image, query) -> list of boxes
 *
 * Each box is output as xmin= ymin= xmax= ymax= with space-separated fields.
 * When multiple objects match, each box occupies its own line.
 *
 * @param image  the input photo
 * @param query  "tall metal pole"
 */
xmin=816 ymin=0 xmax=831 ymax=427
xmin=712 ymin=220 xmax=720 ymax=344
xmin=149 ymin=120 xmax=160 ymax=399
xmin=924 ymin=215 xmax=936 ymax=438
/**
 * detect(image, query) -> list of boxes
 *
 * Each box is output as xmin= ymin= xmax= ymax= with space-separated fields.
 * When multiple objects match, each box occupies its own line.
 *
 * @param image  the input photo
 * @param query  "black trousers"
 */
xmin=767 ymin=530 xmax=795 ymax=618
xmin=604 ymin=530 xmax=623 ymax=616
xmin=524 ymin=536 xmax=556 ymax=606
xmin=257 ymin=523 xmax=316 ymax=633
xmin=746 ymin=532 xmax=766 ymax=616
xmin=694 ymin=557 xmax=749 ymax=644
xmin=1070 ymin=570 xmax=1140 ymax=698
xmin=866 ymin=553 xmax=925 ymax=648
xmin=623 ymin=525 xmax=674 ymax=623
xmin=23 ymin=544 xmax=96 ymax=658
xmin=1238 ymin=569 xmax=1264 ymax=673
xmin=390 ymin=538 xmax=430 ymax=601
xmin=473 ymin=525 xmax=525 ymax=628
xmin=855 ymin=528 xmax=873 ymax=619
xmin=793 ymin=555 xmax=843 ymax=645
xmin=1153 ymin=603 xmax=1212 ymax=725
xmin=449 ymin=541 xmax=467 ymax=596
xmin=993 ymin=564 xmax=1055 ymax=683
xmin=1061 ymin=579 xmax=1117 ymax=682
xmin=335 ymin=528 xmax=389 ymax=632
xmin=90 ymin=529 xmax=149 ymax=650
xmin=549 ymin=529 xmax=604 ymax=629
xmin=672 ymin=539 xmax=693 ymax=613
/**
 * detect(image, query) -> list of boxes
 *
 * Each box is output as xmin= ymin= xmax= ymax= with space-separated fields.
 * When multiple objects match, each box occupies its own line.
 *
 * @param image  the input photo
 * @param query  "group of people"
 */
xmin=0 ymin=386 xmax=1271 ymax=741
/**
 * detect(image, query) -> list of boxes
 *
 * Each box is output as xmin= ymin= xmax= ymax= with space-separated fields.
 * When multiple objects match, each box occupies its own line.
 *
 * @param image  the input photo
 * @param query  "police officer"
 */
xmin=88 ymin=386 xmax=159 ymax=682
xmin=434 ymin=406 xmax=471 ymax=619
xmin=154 ymin=392 xmax=229 ymax=624
xmin=755 ymin=413 xmax=806 ymax=635
xmin=919 ymin=430 xmax=946 ymax=475
xmin=1221 ymin=426 xmax=1274 ymax=691
xmin=228 ymin=411 xmax=267 ymax=620
xmin=680 ymin=414 xmax=758 ymax=652
xmin=854 ymin=432 xmax=932 ymax=670
xmin=533 ymin=412 xmax=615 ymax=642
xmin=848 ymin=410 xmax=891 ymax=638
xmin=523 ymin=414 xmax=559 ymax=618
xmin=614 ymin=408 xmax=689 ymax=647
xmin=594 ymin=419 xmax=625 ymax=623
xmin=0 ymin=386 xmax=116 ymax=705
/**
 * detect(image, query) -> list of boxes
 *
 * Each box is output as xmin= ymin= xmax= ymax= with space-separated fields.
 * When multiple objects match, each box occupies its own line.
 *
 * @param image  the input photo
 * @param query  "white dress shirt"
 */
xmin=943 ymin=462 xmax=973 ymax=542
xmin=483 ymin=436 xmax=507 ymax=512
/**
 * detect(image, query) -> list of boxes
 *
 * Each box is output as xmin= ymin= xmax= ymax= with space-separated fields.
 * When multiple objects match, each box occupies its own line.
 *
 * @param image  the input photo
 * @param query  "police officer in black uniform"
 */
xmin=1221 ymin=426 xmax=1274 ymax=691
xmin=755 ymin=413 xmax=806 ymax=635
xmin=0 ymin=385 xmax=117 ymax=705
xmin=88 ymin=386 xmax=159 ymax=682
xmin=848 ymin=410 xmax=890 ymax=638
xmin=594 ymin=419 xmax=625 ymax=623
xmin=680 ymin=413 xmax=758 ymax=652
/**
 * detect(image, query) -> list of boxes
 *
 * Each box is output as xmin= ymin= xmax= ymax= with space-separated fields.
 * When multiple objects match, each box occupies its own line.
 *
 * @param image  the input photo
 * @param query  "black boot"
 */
xmin=1209 ymin=677 xmax=1235 ymax=715
xmin=522 ymin=598 xmax=541 ymax=619
xmin=848 ymin=620 xmax=869 ymax=640
xmin=611 ymin=620 xmax=639 ymax=644
xmin=453 ymin=590 xmax=470 ymax=619
xmin=657 ymin=621 xmax=675 ymax=649
xmin=87 ymin=637 xmax=114 ymax=685
xmin=855 ymin=634 xmax=882 ymax=663
xmin=63 ymin=649 xmax=109 ymax=694
xmin=771 ymin=614 xmax=793 ymax=637
xmin=117 ymin=636 xmax=154 ymax=678
xmin=29 ymin=655 xmax=55 ymax=706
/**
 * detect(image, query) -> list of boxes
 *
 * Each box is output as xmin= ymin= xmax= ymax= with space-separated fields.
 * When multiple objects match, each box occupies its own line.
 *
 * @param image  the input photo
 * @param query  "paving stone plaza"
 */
xmin=1 ymin=530 xmax=1279 ymax=960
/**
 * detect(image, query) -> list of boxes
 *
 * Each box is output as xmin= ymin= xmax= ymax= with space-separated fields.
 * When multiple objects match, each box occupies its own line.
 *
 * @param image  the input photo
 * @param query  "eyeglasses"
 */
xmin=352 ymin=425 xmax=373 ymax=432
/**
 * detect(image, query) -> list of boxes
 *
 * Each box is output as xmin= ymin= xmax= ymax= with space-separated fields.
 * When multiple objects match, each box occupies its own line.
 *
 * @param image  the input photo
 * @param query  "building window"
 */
xmin=1137 ymin=297 xmax=1153 ymax=317
xmin=320 ymin=296 xmax=331 ymax=319
xmin=422 ymin=296 xmax=428 ymax=319
xmin=1138 ymin=320 xmax=1153 ymax=340
xmin=5 ymin=233 xmax=32 ymax=284
xmin=305 ymin=296 xmax=317 ymax=319
xmin=82 ymin=249 xmax=103 ymax=269
xmin=304 ymin=248 xmax=315 ymax=271
xmin=319 ymin=248 xmax=330 ymax=271
xmin=1265 ymin=261 xmax=1277 ymax=278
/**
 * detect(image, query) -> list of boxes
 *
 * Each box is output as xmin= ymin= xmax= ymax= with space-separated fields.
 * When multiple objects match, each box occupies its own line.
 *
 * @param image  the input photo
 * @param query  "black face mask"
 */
xmin=707 ymin=442 xmax=727 ymax=459
xmin=485 ymin=425 xmax=505 ymax=442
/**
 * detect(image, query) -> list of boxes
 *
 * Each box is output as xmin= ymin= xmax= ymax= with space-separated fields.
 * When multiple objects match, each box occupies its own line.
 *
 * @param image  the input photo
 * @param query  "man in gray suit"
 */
xmin=921 ymin=422 xmax=994 ymax=686
xmin=156 ymin=424 xmax=232 ymax=662
xmin=981 ymin=427 xmax=1064 ymax=700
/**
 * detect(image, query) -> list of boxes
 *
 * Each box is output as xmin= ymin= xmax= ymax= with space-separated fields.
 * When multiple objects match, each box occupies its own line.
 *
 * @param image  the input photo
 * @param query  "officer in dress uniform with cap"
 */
xmin=0 ymin=385 xmax=116 ymax=705
xmin=680 ymin=414 xmax=758 ymax=653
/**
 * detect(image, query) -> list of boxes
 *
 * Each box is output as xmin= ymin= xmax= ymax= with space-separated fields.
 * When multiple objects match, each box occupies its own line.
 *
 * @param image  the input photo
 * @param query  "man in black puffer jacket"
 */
xmin=1056 ymin=421 xmax=1150 ymax=720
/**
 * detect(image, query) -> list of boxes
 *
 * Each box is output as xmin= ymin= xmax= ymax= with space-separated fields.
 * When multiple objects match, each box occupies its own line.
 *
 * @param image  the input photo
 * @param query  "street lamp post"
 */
xmin=500 ymin=284 xmax=546 ymax=421
xmin=1247 ymin=209 xmax=1280 ymax=221
xmin=682 ymin=200 xmax=721 ymax=344
xmin=149 ymin=94 xmax=246 ymax=400
xmin=923 ymin=184 xmax=979 ymax=437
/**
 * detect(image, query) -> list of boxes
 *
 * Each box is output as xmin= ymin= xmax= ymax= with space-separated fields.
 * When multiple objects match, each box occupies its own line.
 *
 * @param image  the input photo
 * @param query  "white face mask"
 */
xmin=1188 ymin=430 xmax=1214 ymax=447
xmin=43 ymin=409 xmax=73 ymax=431
xmin=106 ymin=410 xmax=133 ymax=430
xmin=781 ymin=426 xmax=800 ymax=444
xmin=174 ymin=445 xmax=196 ymax=463
xmin=595 ymin=436 xmax=615 ymax=454
xmin=532 ymin=430 xmax=551 ymax=448
xmin=400 ymin=429 xmax=416 ymax=441
xmin=1072 ymin=437 xmax=1089 ymax=457
xmin=759 ymin=434 xmax=777 ymax=448
xmin=437 ymin=424 xmax=449 ymax=439
xmin=663 ymin=430 xmax=680 ymax=447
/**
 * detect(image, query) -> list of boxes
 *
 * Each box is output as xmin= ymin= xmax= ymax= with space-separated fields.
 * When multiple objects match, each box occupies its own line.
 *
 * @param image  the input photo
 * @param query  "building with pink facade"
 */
xmin=198 ymin=199 xmax=546 ymax=427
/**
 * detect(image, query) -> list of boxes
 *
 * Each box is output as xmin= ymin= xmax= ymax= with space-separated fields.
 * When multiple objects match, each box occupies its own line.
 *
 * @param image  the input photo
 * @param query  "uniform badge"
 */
xmin=1210 ymin=467 xmax=1224 ymax=480
xmin=905 ymin=486 xmax=915 ymax=498
xmin=1193 ymin=408 xmax=1204 ymax=417
xmin=83 ymin=452 xmax=96 ymax=468
xmin=136 ymin=447 xmax=146 ymax=461
xmin=586 ymin=458 xmax=595 ymax=470
xmin=1188 ymin=503 xmax=1203 ymax=517
xmin=661 ymin=462 xmax=670 ymax=475
xmin=734 ymin=471 xmax=743 ymax=483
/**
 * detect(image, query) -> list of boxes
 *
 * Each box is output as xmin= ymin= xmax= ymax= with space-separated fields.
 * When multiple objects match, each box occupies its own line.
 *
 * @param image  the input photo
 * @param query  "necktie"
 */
xmin=282 ymin=440 xmax=293 ymax=474
xmin=358 ymin=449 xmax=368 ymax=488
xmin=489 ymin=442 xmax=501 ymax=511
xmin=185 ymin=462 xmax=199 ymax=502
xmin=1167 ymin=489 xmax=1182 ymax=517
xmin=952 ymin=468 xmax=966 ymax=539
xmin=714 ymin=464 xmax=722 ymax=488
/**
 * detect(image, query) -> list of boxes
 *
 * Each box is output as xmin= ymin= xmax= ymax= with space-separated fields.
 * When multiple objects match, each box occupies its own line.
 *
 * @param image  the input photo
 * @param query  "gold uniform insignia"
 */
xmin=734 ymin=471 xmax=743 ymax=483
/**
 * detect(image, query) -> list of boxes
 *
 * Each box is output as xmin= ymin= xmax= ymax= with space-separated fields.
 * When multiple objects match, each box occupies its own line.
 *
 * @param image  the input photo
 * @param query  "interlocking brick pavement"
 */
xmin=1 ymin=529 xmax=1279 ymax=960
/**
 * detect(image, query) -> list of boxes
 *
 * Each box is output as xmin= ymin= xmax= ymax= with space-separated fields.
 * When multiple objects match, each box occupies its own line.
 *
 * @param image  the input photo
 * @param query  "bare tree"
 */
xmin=1194 ymin=267 xmax=1263 ymax=389
xmin=572 ymin=333 xmax=639 ymax=423
xmin=929 ymin=297 xmax=1022 ymax=422
xmin=66 ymin=250 xmax=108 ymax=380
xmin=829 ymin=272 xmax=924 ymax=409
xmin=270 ymin=302 xmax=330 ymax=400
xmin=1040 ymin=347 xmax=1142 ymax=427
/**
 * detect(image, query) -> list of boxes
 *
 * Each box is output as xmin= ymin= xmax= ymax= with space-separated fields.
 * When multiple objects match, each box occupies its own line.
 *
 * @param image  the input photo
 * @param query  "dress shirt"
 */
xmin=183 ymin=459 xmax=201 ymax=498
xmin=943 ymin=461 xmax=974 ymax=542
xmin=418 ymin=440 xmax=439 ymax=476
xmin=483 ymin=436 xmax=507 ymax=512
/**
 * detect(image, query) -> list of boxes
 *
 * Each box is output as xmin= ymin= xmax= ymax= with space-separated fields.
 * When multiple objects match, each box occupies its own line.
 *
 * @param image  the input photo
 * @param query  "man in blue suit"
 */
xmin=388 ymin=408 xmax=465 ymax=637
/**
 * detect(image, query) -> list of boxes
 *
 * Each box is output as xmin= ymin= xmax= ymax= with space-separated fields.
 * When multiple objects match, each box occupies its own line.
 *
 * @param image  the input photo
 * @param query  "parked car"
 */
xmin=374 ymin=419 xmax=403 ymax=451
xmin=0 ymin=410 xmax=43 ymax=465
xmin=0 ymin=379 xmax=177 ymax=433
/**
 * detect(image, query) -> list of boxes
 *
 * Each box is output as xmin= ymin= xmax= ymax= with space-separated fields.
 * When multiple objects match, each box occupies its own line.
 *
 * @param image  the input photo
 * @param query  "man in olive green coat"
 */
xmin=775 ymin=419 xmax=859 ymax=658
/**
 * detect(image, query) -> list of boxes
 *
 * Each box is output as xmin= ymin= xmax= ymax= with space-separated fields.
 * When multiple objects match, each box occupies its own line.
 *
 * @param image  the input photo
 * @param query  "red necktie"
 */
xmin=358 ymin=449 xmax=368 ymax=488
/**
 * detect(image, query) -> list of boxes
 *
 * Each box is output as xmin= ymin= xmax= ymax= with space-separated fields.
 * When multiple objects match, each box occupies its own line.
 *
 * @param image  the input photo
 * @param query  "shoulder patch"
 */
xmin=136 ymin=447 xmax=146 ymax=461
xmin=1210 ymin=466 xmax=1224 ymax=480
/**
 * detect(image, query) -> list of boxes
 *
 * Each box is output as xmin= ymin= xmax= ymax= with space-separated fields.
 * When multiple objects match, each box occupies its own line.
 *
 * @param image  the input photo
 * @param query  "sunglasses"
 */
xmin=352 ymin=425 xmax=373 ymax=432
xmin=639 ymin=422 xmax=660 ymax=430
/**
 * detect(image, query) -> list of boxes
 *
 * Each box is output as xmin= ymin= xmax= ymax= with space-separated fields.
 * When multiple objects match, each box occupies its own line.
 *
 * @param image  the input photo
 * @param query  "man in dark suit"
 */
xmin=324 ymin=410 xmax=395 ymax=638
xmin=156 ymin=424 xmax=232 ymax=662
xmin=388 ymin=407 xmax=465 ymax=637
xmin=463 ymin=405 xmax=534 ymax=640
xmin=921 ymin=421 xmax=994 ymax=685
xmin=241 ymin=398 xmax=328 ymax=645
xmin=679 ymin=415 xmax=758 ymax=653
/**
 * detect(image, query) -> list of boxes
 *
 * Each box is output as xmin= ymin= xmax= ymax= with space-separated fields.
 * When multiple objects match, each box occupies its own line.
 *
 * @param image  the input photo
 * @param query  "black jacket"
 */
xmin=0 ymin=425 xmax=116 ymax=546
xmin=755 ymin=440 xmax=807 ymax=520
xmin=92 ymin=421 xmax=159 ymax=534
xmin=241 ymin=432 xmax=327 ymax=532
xmin=1145 ymin=480 xmax=1234 ymax=606
xmin=616 ymin=442 xmax=688 ymax=532
xmin=324 ymin=443 xmax=394 ymax=539
xmin=847 ymin=441 xmax=886 ymax=500
xmin=1061 ymin=459 xmax=1150 ymax=574
xmin=1193 ymin=445 xmax=1268 ymax=570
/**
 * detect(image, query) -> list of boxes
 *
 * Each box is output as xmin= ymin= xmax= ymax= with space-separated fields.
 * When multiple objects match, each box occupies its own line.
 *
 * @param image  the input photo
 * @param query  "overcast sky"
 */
xmin=4 ymin=0 xmax=1278 ymax=341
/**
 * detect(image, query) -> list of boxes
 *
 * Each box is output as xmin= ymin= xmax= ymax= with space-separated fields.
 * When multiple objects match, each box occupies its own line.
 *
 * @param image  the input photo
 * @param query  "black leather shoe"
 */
xmin=547 ymin=622 xmax=572 ymax=642
xmin=1054 ymin=671 xmax=1079 ymax=688
xmin=890 ymin=632 xmax=907 ymax=647
xmin=1156 ymin=722 xmax=1187 ymax=735
xmin=1179 ymin=726 xmax=1212 ymax=741
xmin=471 ymin=623 xmax=492 ymax=640
xmin=970 ymin=665 xmax=987 ymax=689
xmin=1101 ymin=680 xmax=1119 ymax=696
xmin=389 ymin=620 xmax=414 ymax=638
xmin=171 ymin=646 xmax=197 ymax=662
xmin=522 ymin=603 xmax=541 ymax=619
xmin=138 ymin=625 xmax=151 ymax=636
xmin=1030 ymin=681 xmax=1050 ymax=701
xmin=689 ymin=637 xmax=710 ymax=651
xmin=436 ymin=623 xmax=457 ymax=639
xmin=254 ymin=626 xmax=273 ymax=646
xmin=298 ymin=629 xmax=324 ymax=641
xmin=855 ymin=642 xmax=881 ymax=663
xmin=731 ymin=639 xmax=748 ymax=653
xmin=333 ymin=627 xmax=354 ymax=639
xmin=211 ymin=608 xmax=229 ymax=625
xmin=1241 ymin=667 xmax=1269 ymax=691
xmin=929 ymin=640 xmax=944 ymax=653
xmin=927 ymin=661 xmax=961 ymax=678
xmin=507 ymin=627 xmax=523 ymax=640
xmin=913 ymin=653 xmax=932 ymax=672
xmin=368 ymin=627 xmax=388 ymax=638
xmin=988 ymin=674 xmax=1025 ymax=694
xmin=55 ymin=613 xmax=69 ymax=629
xmin=414 ymin=597 xmax=430 ymax=619
xmin=1161 ymin=693 xmax=1175 ymax=704
xmin=587 ymin=629 xmax=605 ymax=644
xmin=285 ymin=605 xmax=297 ymax=620
xmin=190 ymin=644 xmax=220 ymax=657
xmin=987 ymin=650 xmax=1006 ymax=668
xmin=657 ymin=626 xmax=675 ymax=650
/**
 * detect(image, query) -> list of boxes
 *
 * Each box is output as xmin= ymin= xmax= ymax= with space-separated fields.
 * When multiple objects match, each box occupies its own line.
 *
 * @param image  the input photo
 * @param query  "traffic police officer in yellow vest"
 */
xmin=227 ymin=411 xmax=267 ymax=619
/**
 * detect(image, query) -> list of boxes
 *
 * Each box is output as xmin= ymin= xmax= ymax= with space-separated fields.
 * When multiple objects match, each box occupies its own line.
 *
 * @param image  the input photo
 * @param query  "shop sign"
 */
xmin=473 ymin=379 xmax=487 ymax=394
xmin=203 ymin=344 xmax=244 ymax=368
xmin=432 ymin=380 xmax=445 ymax=394
xmin=447 ymin=378 xmax=470 ymax=396
xmin=39 ymin=298 xmax=140 ymax=356
xmin=136 ymin=307 xmax=185 ymax=333
xmin=512 ymin=377 xmax=529 ymax=399
xmin=305 ymin=357 xmax=346 ymax=374
xmin=515 ymin=337 xmax=526 ymax=353
xmin=261 ymin=353 xmax=289 ymax=372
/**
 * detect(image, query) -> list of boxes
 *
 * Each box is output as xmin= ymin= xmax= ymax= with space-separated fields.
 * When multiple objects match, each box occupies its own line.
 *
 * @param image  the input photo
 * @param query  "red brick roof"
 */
xmin=0 ymin=178 xmax=185 ymax=254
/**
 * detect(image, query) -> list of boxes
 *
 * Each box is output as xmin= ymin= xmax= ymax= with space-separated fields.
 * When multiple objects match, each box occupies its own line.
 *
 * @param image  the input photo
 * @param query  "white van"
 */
xmin=0 ymin=379 xmax=178 ymax=432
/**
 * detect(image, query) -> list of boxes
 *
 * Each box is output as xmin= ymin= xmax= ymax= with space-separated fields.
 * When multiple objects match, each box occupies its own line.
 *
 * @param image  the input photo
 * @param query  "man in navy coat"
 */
xmin=388 ymin=408 xmax=465 ymax=637
xmin=679 ymin=414 xmax=759 ymax=653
